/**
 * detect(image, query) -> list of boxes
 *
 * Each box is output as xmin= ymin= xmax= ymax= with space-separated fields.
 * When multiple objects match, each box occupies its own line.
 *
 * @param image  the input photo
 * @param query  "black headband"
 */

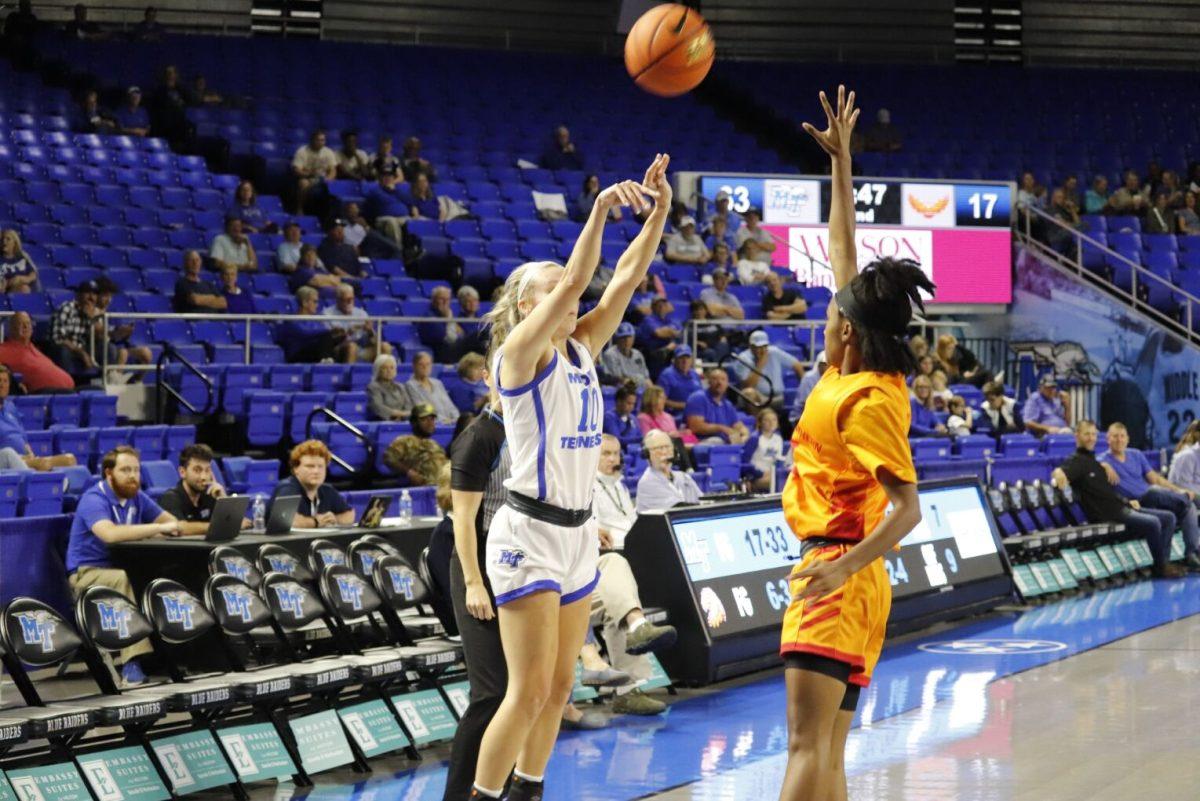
xmin=834 ymin=283 xmax=911 ymax=337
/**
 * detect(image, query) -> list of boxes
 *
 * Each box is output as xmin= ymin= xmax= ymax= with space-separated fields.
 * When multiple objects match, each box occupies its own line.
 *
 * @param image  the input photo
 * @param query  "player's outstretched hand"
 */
xmin=789 ymin=556 xmax=850 ymax=601
xmin=641 ymin=153 xmax=672 ymax=210
xmin=596 ymin=179 xmax=659 ymax=215
xmin=801 ymin=84 xmax=859 ymax=159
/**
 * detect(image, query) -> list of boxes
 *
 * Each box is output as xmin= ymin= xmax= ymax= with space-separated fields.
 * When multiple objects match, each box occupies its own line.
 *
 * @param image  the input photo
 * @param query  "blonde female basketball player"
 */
xmin=779 ymin=87 xmax=932 ymax=801
xmin=468 ymin=154 xmax=671 ymax=801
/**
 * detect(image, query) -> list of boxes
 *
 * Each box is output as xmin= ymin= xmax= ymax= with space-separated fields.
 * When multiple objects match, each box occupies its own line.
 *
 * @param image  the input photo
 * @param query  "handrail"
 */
xmin=305 ymin=406 xmax=375 ymax=481
xmin=154 ymin=342 xmax=214 ymax=422
xmin=1018 ymin=205 xmax=1199 ymax=343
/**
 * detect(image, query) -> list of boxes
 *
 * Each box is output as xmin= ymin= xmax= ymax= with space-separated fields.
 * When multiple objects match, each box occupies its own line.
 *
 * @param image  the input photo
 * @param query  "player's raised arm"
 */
xmin=802 ymin=85 xmax=860 ymax=290
xmin=576 ymin=154 xmax=670 ymax=356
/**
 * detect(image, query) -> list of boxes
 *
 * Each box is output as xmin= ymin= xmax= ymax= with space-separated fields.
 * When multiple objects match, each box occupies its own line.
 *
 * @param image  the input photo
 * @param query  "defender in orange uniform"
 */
xmin=778 ymin=87 xmax=933 ymax=801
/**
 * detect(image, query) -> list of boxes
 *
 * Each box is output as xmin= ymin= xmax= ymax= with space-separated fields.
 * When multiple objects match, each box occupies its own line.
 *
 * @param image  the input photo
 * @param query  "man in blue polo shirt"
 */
xmin=657 ymin=346 xmax=702 ymax=414
xmin=1100 ymin=422 xmax=1200 ymax=570
xmin=636 ymin=297 xmax=680 ymax=374
xmin=1022 ymin=374 xmax=1072 ymax=436
xmin=67 ymin=446 xmax=185 ymax=685
xmin=685 ymin=367 xmax=749 ymax=445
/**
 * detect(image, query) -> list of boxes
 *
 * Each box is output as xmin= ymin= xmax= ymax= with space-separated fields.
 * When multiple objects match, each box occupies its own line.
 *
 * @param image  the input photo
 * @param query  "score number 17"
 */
xmin=967 ymin=192 xmax=998 ymax=220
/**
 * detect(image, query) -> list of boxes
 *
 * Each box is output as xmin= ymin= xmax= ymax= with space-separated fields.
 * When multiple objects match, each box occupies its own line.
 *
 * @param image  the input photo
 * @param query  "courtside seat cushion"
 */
xmin=339 ymin=649 xmax=412 ymax=681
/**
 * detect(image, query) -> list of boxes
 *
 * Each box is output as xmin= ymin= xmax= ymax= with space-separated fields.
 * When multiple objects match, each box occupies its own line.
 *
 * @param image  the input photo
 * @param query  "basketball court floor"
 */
xmin=222 ymin=575 xmax=1200 ymax=800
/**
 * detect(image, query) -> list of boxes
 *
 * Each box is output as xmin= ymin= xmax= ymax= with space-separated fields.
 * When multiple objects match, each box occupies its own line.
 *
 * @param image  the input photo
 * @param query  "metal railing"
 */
xmin=305 ymin=406 xmax=374 ymax=479
xmin=154 ymin=342 xmax=214 ymax=422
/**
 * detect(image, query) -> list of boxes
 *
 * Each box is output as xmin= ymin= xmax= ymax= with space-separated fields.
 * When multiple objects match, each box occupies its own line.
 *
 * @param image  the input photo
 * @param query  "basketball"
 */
xmin=624 ymin=3 xmax=715 ymax=97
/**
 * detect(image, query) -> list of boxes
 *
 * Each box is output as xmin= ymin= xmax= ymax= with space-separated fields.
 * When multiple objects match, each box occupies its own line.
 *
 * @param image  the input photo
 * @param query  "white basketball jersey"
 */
xmin=495 ymin=338 xmax=603 ymax=510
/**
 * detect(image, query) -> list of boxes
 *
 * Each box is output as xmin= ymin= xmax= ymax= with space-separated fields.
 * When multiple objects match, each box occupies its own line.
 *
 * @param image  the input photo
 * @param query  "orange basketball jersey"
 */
xmin=782 ymin=366 xmax=917 ymax=543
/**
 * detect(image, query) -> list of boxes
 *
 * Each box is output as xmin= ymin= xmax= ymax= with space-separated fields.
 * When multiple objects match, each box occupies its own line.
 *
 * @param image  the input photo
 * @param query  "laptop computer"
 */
xmin=265 ymin=495 xmax=302 ymax=535
xmin=205 ymin=495 xmax=252 ymax=542
xmin=359 ymin=495 xmax=393 ymax=529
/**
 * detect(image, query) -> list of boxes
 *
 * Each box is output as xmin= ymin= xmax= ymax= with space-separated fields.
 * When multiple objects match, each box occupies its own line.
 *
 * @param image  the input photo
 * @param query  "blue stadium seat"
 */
xmin=910 ymin=438 xmax=952 ymax=461
xmin=0 ymin=472 xmax=20 ymax=518
xmin=990 ymin=455 xmax=1053 ymax=486
xmin=48 ymin=395 xmax=84 ymax=428
xmin=20 ymin=471 xmax=64 ymax=516
xmin=53 ymin=428 xmax=93 ymax=466
xmin=955 ymin=434 xmax=996 ymax=459
xmin=83 ymin=393 xmax=117 ymax=427
xmin=140 ymin=460 xmax=179 ymax=495
xmin=131 ymin=425 xmax=168 ymax=461
xmin=243 ymin=391 xmax=286 ymax=446
xmin=1000 ymin=433 xmax=1041 ymax=458
xmin=166 ymin=425 xmax=197 ymax=462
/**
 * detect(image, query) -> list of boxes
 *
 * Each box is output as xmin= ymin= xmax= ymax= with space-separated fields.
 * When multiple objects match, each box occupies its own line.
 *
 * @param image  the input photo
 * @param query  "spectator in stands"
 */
xmin=1052 ymin=421 xmax=1185 ymax=578
xmin=636 ymin=430 xmax=702 ymax=512
xmin=934 ymin=333 xmax=990 ymax=387
xmin=1110 ymin=169 xmax=1150 ymax=215
xmin=688 ymin=299 xmax=732 ymax=362
xmin=657 ymin=345 xmax=701 ymax=413
xmin=1099 ymin=422 xmax=1200 ymax=570
xmin=760 ymin=272 xmax=805 ymax=322
xmin=540 ymin=124 xmax=584 ymax=170
xmin=664 ymin=216 xmax=710 ymax=265
xmin=1144 ymin=192 xmax=1173 ymax=234
xmin=270 ymin=439 xmax=355 ymax=528
xmin=400 ymin=136 xmax=437 ymax=183
xmin=334 ymin=130 xmax=372 ymax=180
xmin=1188 ymin=162 xmax=1200 ymax=195
xmin=65 ymin=3 xmax=106 ymax=40
xmin=945 ymin=395 xmax=973 ymax=436
xmin=744 ymin=407 xmax=787 ymax=491
xmin=363 ymin=171 xmax=410 ymax=247
xmin=210 ymin=217 xmax=258 ymax=273
xmin=791 ymin=350 xmax=827 ymax=420
xmin=409 ymin=403 xmax=441 ymax=441
xmin=372 ymin=135 xmax=401 ymax=179
xmin=417 ymin=285 xmax=467 ymax=364
xmin=3 ymin=1 xmax=38 ymax=49
xmin=1084 ymin=174 xmax=1113 ymax=214
xmin=173 ymin=249 xmax=226 ymax=313
xmin=736 ymin=240 xmax=772 ymax=285
xmin=909 ymin=375 xmax=946 ymax=437
xmin=636 ymin=296 xmax=680 ymax=369
xmin=1023 ymin=374 xmax=1072 ymax=436
xmin=67 ymin=446 xmax=184 ymax=685
xmin=291 ymin=129 xmax=337 ymax=215
xmin=1016 ymin=171 xmax=1043 ymax=211
xmin=115 ymin=86 xmax=150 ymax=137
xmin=699 ymin=268 xmax=745 ymax=321
xmin=703 ymin=191 xmax=733 ymax=231
xmin=929 ymin=368 xmax=952 ymax=411
xmin=594 ymin=434 xmax=636 ymax=546
xmin=0 ymin=228 xmax=38 ymax=293
xmin=734 ymin=207 xmax=776 ymax=263
xmin=218 ymin=264 xmax=254 ymax=314
xmin=1168 ymin=420 xmax=1200 ymax=495
xmin=864 ymin=107 xmax=902 ymax=152
xmin=404 ymin=351 xmax=460 ymax=424
xmin=1177 ymin=192 xmax=1200 ymax=234
xmin=157 ymin=444 xmax=250 ymax=534
xmin=627 ymin=275 xmax=658 ymax=321
xmin=286 ymin=244 xmax=340 ymax=292
xmin=686 ymin=367 xmax=749 ymax=445
xmin=228 ymin=179 xmax=276 ymax=234
xmin=908 ymin=334 xmax=929 ymax=360
xmin=576 ymin=174 xmax=623 ymax=222
xmin=638 ymin=384 xmax=693 ymax=444
xmin=705 ymin=214 xmax=736 ymax=254
xmin=1047 ymin=187 xmax=1082 ymax=253
xmin=449 ymin=352 xmax=489 ymax=414
xmin=407 ymin=173 xmax=442 ymax=221
xmin=131 ymin=5 xmax=165 ymax=40
xmin=278 ymin=286 xmax=356 ymax=364
xmin=731 ymin=329 xmax=803 ymax=413
xmin=183 ymin=73 xmax=223 ymax=107
xmin=1061 ymin=174 xmax=1082 ymax=213
xmin=148 ymin=64 xmax=192 ymax=147
xmin=95 ymin=277 xmax=151 ymax=379
xmin=323 ymin=283 xmax=383 ymax=362
xmin=340 ymin=201 xmax=368 ymax=251
xmin=275 ymin=221 xmax=304 ymax=270
xmin=0 ymin=365 xmax=76 ymax=470
xmin=317 ymin=218 xmax=363 ymax=278
xmin=0 ymin=313 xmax=73 ymax=392
xmin=601 ymin=322 xmax=650 ymax=388
xmin=708 ymin=241 xmax=733 ymax=274
xmin=456 ymin=285 xmax=486 ymax=355
xmin=980 ymin=380 xmax=1023 ymax=434
xmin=367 ymin=354 xmax=412 ymax=421
xmin=51 ymin=280 xmax=100 ymax=375
xmin=604 ymin=382 xmax=641 ymax=449
xmin=383 ymin=429 xmax=447 ymax=486
xmin=75 ymin=90 xmax=117 ymax=134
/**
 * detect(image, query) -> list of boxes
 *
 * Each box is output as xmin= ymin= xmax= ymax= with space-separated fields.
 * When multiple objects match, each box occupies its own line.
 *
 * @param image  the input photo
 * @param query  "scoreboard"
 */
xmin=696 ymin=173 xmax=1014 ymax=305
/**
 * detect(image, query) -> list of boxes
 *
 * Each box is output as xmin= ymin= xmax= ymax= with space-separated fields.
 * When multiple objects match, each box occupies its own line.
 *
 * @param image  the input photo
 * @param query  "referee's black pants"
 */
xmin=443 ymin=550 xmax=508 ymax=801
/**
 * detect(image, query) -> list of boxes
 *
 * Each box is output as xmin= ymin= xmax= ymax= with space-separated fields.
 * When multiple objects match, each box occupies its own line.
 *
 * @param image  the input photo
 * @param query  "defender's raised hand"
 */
xmin=801 ymin=84 xmax=860 ymax=159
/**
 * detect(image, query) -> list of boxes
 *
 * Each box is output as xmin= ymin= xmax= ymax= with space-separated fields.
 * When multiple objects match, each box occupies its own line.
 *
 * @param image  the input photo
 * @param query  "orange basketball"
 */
xmin=624 ymin=3 xmax=715 ymax=98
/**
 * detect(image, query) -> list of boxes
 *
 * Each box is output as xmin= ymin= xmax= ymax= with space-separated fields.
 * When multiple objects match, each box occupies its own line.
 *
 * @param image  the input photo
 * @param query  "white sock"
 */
xmin=628 ymin=617 xmax=649 ymax=633
xmin=514 ymin=769 xmax=544 ymax=783
xmin=472 ymin=784 xmax=503 ymax=798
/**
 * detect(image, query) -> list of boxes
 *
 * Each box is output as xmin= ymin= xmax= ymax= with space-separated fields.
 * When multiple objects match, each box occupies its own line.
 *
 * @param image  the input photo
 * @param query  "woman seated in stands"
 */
xmin=909 ymin=375 xmax=947 ymax=437
xmin=228 ymin=179 xmax=277 ymax=234
xmin=1168 ymin=420 xmax=1200 ymax=494
xmin=1178 ymin=192 xmax=1200 ymax=235
xmin=277 ymin=286 xmax=356 ymax=364
xmin=930 ymin=368 xmax=953 ymax=412
xmin=286 ymin=244 xmax=341 ymax=293
xmin=638 ymin=384 xmax=694 ymax=443
xmin=367 ymin=353 xmax=412 ymax=421
xmin=576 ymin=174 xmax=623 ymax=222
xmin=934 ymin=333 xmax=991 ymax=388
xmin=403 ymin=351 xmax=461 ymax=425
xmin=0 ymin=229 xmax=39 ymax=294
xmin=743 ymin=407 xmax=788 ymax=492
xmin=406 ymin=173 xmax=444 ymax=222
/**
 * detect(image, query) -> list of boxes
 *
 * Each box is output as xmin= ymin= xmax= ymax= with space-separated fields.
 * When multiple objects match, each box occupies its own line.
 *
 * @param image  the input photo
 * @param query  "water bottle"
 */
xmin=398 ymin=489 xmax=413 ymax=527
xmin=252 ymin=494 xmax=266 ymax=533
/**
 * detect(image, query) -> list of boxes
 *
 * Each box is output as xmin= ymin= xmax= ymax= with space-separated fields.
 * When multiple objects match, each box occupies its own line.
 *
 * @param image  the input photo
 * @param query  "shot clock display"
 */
xmin=667 ymin=480 xmax=1010 ymax=638
xmin=696 ymin=173 xmax=1013 ymax=305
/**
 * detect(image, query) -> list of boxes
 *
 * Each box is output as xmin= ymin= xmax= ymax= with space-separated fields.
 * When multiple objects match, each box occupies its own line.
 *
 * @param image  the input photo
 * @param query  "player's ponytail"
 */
xmin=838 ymin=257 xmax=936 ymax=375
xmin=484 ymin=260 xmax=556 ymax=364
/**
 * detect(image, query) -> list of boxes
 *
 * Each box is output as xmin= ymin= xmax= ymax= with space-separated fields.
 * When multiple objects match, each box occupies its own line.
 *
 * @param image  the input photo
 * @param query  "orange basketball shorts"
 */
xmin=780 ymin=542 xmax=892 ymax=687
